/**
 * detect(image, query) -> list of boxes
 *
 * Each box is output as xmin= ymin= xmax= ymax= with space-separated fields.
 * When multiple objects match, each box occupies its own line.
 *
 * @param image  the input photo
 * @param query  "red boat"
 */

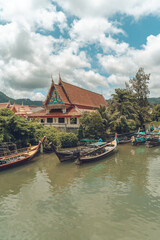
xmin=0 ymin=136 xmax=46 ymax=170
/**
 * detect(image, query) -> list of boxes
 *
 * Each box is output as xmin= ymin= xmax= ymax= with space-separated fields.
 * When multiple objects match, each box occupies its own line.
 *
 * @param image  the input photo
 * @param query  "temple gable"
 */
xmin=48 ymin=89 xmax=63 ymax=105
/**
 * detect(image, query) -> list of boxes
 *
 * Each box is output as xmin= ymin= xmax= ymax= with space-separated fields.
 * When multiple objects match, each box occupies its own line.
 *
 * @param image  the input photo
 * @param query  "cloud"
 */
xmin=70 ymin=17 xmax=123 ymax=43
xmin=30 ymin=92 xmax=46 ymax=101
xmin=54 ymin=0 xmax=160 ymax=19
xmin=0 ymin=0 xmax=160 ymax=101
xmin=98 ymin=33 xmax=160 ymax=97
xmin=0 ymin=0 xmax=67 ymax=31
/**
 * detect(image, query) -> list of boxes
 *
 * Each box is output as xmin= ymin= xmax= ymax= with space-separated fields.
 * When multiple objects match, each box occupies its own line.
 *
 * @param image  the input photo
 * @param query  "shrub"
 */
xmin=58 ymin=132 xmax=78 ymax=148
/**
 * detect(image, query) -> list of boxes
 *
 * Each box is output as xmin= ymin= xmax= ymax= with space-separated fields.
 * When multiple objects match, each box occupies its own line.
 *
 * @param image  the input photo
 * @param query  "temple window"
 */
xmin=58 ymin=118 xmax=65 ymax=123
xmin=47 ymin=118 xmax=53 ymax=123
xmin=70 ymin=117 xmax=77 ymax=124
xmin=41 ymin=119 xmax=44 ymax=123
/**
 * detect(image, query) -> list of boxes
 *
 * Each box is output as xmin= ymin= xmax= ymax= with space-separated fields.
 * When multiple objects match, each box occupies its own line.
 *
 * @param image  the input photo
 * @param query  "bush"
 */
xmin=80 ymin=111 xmax=106 ymax=140
xmin=0 ymin=108 xmax=78 ymax=151
xmin=58 ymin=132 xmax=78 ymax=148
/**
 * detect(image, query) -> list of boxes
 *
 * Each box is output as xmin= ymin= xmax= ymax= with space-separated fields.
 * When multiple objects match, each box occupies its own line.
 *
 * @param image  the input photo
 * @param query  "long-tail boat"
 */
xmin=0 ymin=136 xmax=46 ymax=170
xmin=75 ymin=134 xmax=117 ymax=165
xmin=145 ymin=132 xmax=160 ymax=148
xmin=53 ymin=146 xmax=93 ymax=162
xmin=131 ymin=132 xmax=148 ymax=146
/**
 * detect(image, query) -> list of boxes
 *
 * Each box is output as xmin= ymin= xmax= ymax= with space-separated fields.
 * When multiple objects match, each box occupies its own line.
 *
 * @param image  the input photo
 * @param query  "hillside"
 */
xmin=0 ymin=91 xmax=43 ymax=106
xmin=148 ymin=98 xmax=160 ymax=105
xmin=106 ymin=97 xmax=160 ymax=105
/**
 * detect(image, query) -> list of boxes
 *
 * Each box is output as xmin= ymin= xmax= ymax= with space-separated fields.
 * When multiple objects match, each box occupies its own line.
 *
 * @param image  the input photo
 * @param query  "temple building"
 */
xmin=29 ymin=76 xmax=107 ymax=131
xmin=0 ymin=101 xmax=32 ymax=117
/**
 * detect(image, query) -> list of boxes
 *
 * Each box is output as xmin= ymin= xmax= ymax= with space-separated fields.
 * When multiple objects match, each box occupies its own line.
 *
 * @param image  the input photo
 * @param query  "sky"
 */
xmin=0 ymin=0 xmax=160 ymax=101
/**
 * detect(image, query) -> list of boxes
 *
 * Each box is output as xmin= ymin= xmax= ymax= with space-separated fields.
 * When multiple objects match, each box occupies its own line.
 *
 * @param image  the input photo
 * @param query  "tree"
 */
xmin=80 ymin=111 xmax=106 ymax=140
xmin=126 ymin=68 xmax=151 ymax=126
xmin=108 ymin=88 xmax=139 ymax=133
xmin=127 ymin=67 xmax=150 ymax=107
xmin=96 ymin=105 xmax=109 ymax=130
xmin=152 ymin=104 xmax=160 ymax=121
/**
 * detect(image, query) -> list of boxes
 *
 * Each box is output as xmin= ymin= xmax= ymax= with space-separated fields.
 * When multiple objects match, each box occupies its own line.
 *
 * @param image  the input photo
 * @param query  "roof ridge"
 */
xmin=58 ymin=81 xmax=72 ymax=104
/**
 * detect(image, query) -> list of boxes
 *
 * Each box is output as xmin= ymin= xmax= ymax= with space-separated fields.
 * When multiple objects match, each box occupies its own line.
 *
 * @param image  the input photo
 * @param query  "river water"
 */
xmin=0 ymin=144 xmax=160 ymax=240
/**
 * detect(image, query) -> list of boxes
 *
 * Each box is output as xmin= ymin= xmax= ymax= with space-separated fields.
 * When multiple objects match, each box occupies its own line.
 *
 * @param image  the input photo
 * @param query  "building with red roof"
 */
xmin=0 ymin=101 xmax=32 ymax=117
xmin=29 ymin=76 xmax=107 ymax=130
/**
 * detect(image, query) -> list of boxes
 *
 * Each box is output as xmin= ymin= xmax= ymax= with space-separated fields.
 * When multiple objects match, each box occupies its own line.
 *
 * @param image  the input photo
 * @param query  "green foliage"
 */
xmin=108 ymin=88 xmax=139 ymax=133
xmin=0 ymin=91 xmax=42 ymax=106
xmin=0 ymin=108 xmax=78 ymax=151
xmin=127 ymin=67 xmax=150 ymax=107
xmin=58 ymin=132 xmax=78 ymax=148
xmin=96 ymin=105 xmax=109 ymax=130
xmin=152 ymin=104 xmax=160 ymax=121
xmin=126 ymin=68 xmax=151 ymax=126
xmin=77 ymin=124 xmax=84 ymax=140
xmin=148 ymin=98 xmax=160 ymax=105
xmin=80 ymin=111 xmax=105 ymax=140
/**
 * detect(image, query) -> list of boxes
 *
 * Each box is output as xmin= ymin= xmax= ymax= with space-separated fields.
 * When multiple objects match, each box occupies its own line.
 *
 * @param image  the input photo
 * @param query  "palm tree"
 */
xmin=96 ymin=105 xmax=109 ymax=130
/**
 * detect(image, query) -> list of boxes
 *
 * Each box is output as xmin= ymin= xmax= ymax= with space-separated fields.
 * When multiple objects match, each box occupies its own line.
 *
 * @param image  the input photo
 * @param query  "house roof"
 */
xmin=29 ymin=106 xmax=96 ymax=118
xmin=44 ymin=80 xmax=70 ymax=106
xmin=60 ymin=81 xmax=107 ymax=108
xmin=0 ymin=103 xmax=10 ymax=109
xmin=29 ymin=107 xmax=83 ymax=118
xmin=45 ymin=77 xmax=107 ymax=109
xmin=14 ymin=104 xmax=32 ymax=114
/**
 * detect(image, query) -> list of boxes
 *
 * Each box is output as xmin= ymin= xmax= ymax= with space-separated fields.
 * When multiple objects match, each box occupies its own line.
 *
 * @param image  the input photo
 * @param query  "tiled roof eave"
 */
xmin=28 ymin=114 xmax=81 ymax=118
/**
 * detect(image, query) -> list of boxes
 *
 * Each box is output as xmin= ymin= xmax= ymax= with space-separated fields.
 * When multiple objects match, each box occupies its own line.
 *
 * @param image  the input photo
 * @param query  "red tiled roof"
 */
xmin=45 ymin=78 xmax=107 ymax=109
xmin=29 ymin=107 xmax=81 ymax=118
xmin=0 ymin=103 xmax=9 ymax=109
xmin=44 ymin=81 xmax=71 ymax=106
xmin=55 ymin=85 xmax=70 ymax=105
xmin=14 ymin=104 xmax=32 ymax=113
xmin=0 ymin=102 xmax=32 ymax=115
xmin=60 ymin=81 xmax=107 ymax=108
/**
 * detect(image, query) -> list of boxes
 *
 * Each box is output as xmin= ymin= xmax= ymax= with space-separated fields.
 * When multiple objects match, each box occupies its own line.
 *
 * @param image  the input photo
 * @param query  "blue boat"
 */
xmin=131 ymin=132 xmax=149 ymax=146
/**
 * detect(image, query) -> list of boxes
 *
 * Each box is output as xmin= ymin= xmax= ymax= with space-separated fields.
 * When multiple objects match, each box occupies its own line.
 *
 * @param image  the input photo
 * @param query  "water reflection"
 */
xmin=0 ymin=158 xmax=38 ymax=198
xmin=0 ymin=144 xmax=160 ymax=240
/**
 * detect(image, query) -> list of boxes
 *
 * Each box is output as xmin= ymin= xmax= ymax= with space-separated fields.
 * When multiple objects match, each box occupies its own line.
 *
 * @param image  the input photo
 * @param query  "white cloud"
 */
xmin=30 ymin=92 xmax=46 ymax=101
xmin=0 ymin=0 xmax=67 ymax=31
xmin=98 ymin=33 xmax=160 ymax=97
xmin=70 ymin=18 xmax=123 ymax=44
xmin=0 ymin=0 xmax=160 ymax=101
xmin=54 ymin=0 xmax=160 ymax=19
xmin=98 ymin=54 xmax=136 ymax=75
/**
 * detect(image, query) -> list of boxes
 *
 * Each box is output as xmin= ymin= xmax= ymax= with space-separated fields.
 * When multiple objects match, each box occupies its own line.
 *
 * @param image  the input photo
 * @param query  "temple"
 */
xmin=0 ymin=101 xmax=32 ymax=116
xmin=29 ymin=76 xmax=107 ymax=131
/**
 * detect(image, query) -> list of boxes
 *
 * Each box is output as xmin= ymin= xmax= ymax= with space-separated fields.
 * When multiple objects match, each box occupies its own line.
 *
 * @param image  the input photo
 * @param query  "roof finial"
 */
xmin=59 ymin=72 xmax=62 ymax=84
xmin=51 ymin=75 xmax=54 ymax=83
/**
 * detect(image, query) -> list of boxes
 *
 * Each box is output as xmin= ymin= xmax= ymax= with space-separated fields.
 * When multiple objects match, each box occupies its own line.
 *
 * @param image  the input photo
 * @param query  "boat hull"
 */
xmin=146 ymin=141 xmax=160 ymax=148
xmin=0 ymin=136 xmax=45 ymax=171
xmin=75 ymin=140 xmax=117 ymax=165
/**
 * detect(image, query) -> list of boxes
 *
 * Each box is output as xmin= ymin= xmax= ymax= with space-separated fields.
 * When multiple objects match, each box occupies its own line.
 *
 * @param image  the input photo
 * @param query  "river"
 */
xmin=0 ymin=144 xmax=160 ymax=240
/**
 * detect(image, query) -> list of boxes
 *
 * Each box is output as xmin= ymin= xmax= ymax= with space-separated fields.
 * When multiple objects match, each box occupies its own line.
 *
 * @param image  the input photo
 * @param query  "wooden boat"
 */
xmin=118 ymin=138 xmax=131 ymax=144
xmin=54 ymin=146 xmax=92 ymax=162
xmin=0 ymin=136 xmax=46 ymax=170
xmin=0 ymin=142 xmax=17 ymax=157
xmin=145 ymin=133 xmax=160 ymax=148
xmin=75 ymin=135 xmax=117 ymax=165
xmin=131 ymin=132 xmax=147 ymax=146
